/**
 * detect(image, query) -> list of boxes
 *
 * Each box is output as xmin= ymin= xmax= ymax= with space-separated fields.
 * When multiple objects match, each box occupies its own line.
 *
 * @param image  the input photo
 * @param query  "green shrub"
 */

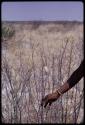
xmin=2 ymin=25 xmax=15 ymax=40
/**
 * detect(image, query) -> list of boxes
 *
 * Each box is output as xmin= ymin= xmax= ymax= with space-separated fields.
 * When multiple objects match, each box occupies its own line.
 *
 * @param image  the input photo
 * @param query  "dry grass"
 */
xmin=2 ymin=21 xmax=84 ymax=123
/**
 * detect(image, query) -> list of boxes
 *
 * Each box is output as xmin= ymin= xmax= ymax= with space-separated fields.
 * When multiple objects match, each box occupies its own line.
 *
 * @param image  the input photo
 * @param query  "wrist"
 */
xmin=55 ymin=83 xmax=70 ymax=96
xmin=55 ymin=88 xmax=62 ymax=97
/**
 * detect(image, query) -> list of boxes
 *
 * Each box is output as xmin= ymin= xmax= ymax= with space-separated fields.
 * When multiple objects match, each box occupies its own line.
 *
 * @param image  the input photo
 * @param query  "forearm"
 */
xmin=56 ymin=60 xmax=83 ymax=95
xmin=67 ymin=60 xmax=83 ymax=88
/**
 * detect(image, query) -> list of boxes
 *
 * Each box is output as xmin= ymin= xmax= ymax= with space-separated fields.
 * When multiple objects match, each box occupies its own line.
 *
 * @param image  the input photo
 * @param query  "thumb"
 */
xmin=49 ymin=102 xmax=52 ymax=106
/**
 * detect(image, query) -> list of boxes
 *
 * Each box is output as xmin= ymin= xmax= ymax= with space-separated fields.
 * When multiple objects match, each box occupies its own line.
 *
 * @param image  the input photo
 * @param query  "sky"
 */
xmin=1 ymin=2 xmax=83 ymax=21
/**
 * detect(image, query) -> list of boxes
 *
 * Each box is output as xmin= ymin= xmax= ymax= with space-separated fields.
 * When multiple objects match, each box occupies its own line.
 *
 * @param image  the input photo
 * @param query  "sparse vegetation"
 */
xmin=1 ymin=21 xmax=83 ymax=123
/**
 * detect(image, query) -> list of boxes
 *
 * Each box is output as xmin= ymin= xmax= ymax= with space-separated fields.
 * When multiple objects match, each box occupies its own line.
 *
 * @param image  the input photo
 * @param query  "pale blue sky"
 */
xmin=1 ymin=2 xmax=83 ymax=21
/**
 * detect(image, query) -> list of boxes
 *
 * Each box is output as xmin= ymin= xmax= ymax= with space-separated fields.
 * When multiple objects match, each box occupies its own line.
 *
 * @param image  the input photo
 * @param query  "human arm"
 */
xmin=41 ymin=60 xmax=84 ymax=108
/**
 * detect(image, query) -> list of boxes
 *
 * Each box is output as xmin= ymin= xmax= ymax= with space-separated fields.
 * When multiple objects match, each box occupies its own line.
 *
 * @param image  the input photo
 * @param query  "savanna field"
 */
xmin=2 ymin=21 xmax=84 ymax=123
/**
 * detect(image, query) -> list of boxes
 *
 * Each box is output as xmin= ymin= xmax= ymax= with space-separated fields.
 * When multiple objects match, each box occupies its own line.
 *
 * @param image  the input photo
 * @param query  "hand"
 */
xmin=41 ymin=92 xmax=60 ymax=108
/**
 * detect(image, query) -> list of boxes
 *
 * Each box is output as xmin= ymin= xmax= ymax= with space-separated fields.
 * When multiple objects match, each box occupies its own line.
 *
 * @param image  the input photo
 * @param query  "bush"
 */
xmin=2 ymin=25 xmax=15 ymax=40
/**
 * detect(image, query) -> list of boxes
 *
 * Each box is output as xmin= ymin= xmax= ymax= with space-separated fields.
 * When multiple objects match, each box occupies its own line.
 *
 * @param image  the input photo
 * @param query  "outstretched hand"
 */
xmin=41 ymin=92 xmax=60 ymax=108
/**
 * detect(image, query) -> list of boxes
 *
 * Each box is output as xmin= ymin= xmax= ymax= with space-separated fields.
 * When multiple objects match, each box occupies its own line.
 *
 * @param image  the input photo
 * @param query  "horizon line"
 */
xmin=2 ymin=20 xmax=83 ymax=23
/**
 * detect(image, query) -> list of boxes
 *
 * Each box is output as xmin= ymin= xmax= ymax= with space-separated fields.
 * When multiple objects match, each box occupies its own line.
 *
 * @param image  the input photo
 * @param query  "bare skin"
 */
xmin=41 ymin=82 xmax=70 ymax=108
xmin=41 ymin=60 xmax=83 ymax=108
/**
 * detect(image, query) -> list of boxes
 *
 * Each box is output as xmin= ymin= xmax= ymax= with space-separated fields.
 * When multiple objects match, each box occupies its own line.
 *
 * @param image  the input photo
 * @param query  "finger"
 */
xmin=44 ymin=101 xmax=49 ymax=108
xmin=49 ymin=102 xmax=52 ymax=106
xmin=41 ymin=102 xmax=43 ymax=106
xmin=41 ymin=98 xmax=46 ymax=106
xmin=41 ymin=99 xmax=43 ymax=106
xmin=41 ymin=96 xmax=48 ymax=106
